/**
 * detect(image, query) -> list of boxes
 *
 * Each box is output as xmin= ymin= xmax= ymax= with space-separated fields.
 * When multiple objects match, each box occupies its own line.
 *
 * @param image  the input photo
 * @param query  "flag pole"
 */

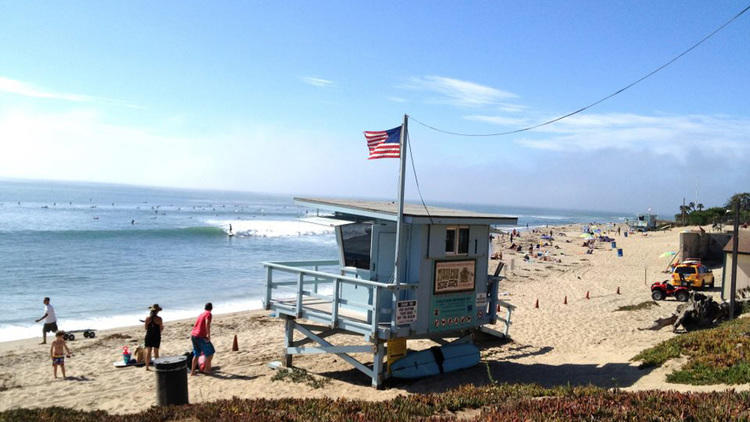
xmin=392 ymin=114 xmax=408 ymax=326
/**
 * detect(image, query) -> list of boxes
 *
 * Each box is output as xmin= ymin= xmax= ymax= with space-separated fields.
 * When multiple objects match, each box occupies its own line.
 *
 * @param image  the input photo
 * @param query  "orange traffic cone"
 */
xmin=585 ymin=291 xmax=590 ymax=299
xmin=535 ymin=299 xmax=539 ymax=309
xmin=617 ymin=286 xmax=621 ymax=295
xmin=563 ymin=295 xmax=567 ymax=305
xmin=232 ymin=334 xmax=239 ymax=352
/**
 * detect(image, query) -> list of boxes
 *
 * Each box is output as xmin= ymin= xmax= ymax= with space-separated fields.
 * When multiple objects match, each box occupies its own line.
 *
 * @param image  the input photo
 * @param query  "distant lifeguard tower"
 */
xmin=628 ymin=213 xmax=657 ymax=231
xmin=263 ymin=197 xmax=517 ymax=388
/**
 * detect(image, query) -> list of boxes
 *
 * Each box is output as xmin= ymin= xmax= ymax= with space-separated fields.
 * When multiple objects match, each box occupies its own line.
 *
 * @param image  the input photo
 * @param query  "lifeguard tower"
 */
xmin=263 ymin=198 xmax=517 ymax=388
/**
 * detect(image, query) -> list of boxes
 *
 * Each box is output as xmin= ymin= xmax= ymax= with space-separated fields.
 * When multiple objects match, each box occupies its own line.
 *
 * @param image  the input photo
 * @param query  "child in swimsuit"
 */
xmin=50 ymin=331 xmax=71 ymax=379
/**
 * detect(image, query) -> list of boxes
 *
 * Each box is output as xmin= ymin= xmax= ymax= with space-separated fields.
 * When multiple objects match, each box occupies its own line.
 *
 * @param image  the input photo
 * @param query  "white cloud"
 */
xmin=497 ymin=103 xmax=528 ymax=113
xmin=514 ymin=113 xmax=750 ymax=161
xmin=464 ymin=114 xmax=529 ymax=127
xmin=0 ymin=76 xmax=141 ymax=108
xmin=301 ymin=76 xmax=334 ymax=87
xmin=0 ymin=76 xmax=94 ymax=102
xmin=0 ymin=107 xmax=393 ymax=196
xmin=405 ymin=75 xmax=517 ymax=107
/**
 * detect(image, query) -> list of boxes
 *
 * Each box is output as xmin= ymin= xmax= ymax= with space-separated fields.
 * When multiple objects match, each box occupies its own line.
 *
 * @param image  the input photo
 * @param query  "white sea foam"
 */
xmin=204 ymin=219 xmax=334 ymax=237
xmin=0 ymin=297 xmax=265 ymax=342
xmin=528 ymin=215 xmax=566 ymax=220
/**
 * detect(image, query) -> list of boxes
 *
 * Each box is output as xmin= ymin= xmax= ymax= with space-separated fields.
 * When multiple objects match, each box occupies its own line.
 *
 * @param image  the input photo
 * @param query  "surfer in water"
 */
xmin=229 ymin=224 xmax=233 ymax=236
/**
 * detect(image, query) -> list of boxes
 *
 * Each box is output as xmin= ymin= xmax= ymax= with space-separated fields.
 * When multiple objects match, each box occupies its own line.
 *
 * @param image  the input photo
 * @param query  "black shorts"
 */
xmin=43 ymin=322 xmax=58 ymax=333
xmin=144 ymin=333 xmax=161 ymax=349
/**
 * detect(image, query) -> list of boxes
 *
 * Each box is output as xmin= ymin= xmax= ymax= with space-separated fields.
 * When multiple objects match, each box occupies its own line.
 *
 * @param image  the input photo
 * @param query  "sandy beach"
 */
xmin=1 ymin=224 xmax=746 ymax=414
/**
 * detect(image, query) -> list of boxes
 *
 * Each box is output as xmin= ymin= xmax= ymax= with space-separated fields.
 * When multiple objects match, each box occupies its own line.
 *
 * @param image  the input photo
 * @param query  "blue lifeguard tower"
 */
xmin=263 ymin=197 xmax=517 ymax=388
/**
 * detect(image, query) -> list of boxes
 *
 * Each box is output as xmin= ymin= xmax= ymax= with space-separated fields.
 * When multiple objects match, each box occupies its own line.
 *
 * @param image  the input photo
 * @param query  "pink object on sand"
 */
xmin=198 ymin=354 xmax=206 ymax=371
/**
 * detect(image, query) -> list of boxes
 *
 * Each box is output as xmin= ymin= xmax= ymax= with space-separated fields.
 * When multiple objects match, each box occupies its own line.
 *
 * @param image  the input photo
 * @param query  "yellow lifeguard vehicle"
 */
xmin=671 ymin=260 xmax=715 ymax=289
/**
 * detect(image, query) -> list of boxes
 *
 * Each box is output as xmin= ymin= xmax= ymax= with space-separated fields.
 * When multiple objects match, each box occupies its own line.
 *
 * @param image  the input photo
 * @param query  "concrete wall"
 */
xmin=722 ymin=253 xmax=750 ymax=300
xmin=679 ymin=232 xmax=732 ymax=264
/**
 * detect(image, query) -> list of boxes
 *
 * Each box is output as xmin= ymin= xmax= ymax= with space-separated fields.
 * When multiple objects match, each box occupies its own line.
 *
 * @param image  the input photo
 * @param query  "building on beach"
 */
xmin=722 ymin=231 xmax=750 ymax=301
xmin=628 ymin=213 xmax=657 ymax=231
xmin=263 ymin=197 xmax=517 ymax=387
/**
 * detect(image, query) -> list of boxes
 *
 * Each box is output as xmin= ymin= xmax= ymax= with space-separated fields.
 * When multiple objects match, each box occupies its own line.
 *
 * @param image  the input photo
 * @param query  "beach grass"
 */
xmin=614 ymin=301 xmax=660 ymax=312
xmin=2 ymin=384 xmax=749 ymax=421
xmin=271 ymin=367 xmax=330 ymax=389
xmin=632 ymin=316 xmax=750 ymax=384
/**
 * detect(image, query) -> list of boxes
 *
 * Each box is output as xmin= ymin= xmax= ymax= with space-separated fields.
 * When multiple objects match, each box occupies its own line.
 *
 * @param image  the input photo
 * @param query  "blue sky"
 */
xmin=1 ymin=1 xmax=748 ymax=214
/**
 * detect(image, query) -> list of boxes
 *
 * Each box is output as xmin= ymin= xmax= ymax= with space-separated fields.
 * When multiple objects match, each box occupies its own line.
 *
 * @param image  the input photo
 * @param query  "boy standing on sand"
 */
xmin=190 ymin=302 xmax=214 ymax=375
xmin=35 ymin=297 xmax=57 ymax=344
xmin=50 ymin=331 xmax=71 ymax=379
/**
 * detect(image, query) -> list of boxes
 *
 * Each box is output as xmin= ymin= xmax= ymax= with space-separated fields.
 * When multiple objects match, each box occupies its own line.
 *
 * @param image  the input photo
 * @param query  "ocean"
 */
xmin=0 ymin=179 xmax=629 ymax=341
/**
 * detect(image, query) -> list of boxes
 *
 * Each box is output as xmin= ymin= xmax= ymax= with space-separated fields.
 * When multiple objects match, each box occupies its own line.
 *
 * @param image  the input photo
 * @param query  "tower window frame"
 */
xmin=445 ymin=226 xmax=470 ymax=255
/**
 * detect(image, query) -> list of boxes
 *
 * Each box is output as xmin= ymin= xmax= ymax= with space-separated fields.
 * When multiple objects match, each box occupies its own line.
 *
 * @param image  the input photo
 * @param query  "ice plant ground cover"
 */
xmin=2 ymin=384 xmax=750 ymax=421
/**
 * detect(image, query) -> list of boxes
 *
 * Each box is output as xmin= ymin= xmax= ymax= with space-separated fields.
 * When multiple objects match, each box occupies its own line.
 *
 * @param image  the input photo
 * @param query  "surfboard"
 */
xmin=113 ymin=361 xmax=145 ymax=368
xmin=389 ymin=342 xmax=480 ymax=379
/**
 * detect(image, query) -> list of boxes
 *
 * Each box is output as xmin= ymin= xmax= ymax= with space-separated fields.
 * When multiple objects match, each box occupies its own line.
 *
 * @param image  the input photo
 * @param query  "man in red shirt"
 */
xmin=190 ymin=302 xmax=214 ymax=375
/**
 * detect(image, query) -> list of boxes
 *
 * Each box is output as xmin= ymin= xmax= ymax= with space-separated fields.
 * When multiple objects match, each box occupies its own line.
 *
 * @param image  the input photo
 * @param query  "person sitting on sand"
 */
xmin=144 ymin=304 xmax=164 ymax=371
xmin=190 ymin=302 xmax=214 ymax=375
xmin=50 ymin=331 xmax=71 ymax=379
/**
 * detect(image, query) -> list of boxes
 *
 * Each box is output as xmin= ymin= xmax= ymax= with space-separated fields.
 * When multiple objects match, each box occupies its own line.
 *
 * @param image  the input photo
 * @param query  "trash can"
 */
xmin=617 ymin=248 xmax=623 ymax=257
xmin=154 ymin=356 xmax=189 ymax=406
xmin=624 ymin=232 xmax=628 ymax=238
xmin=611 ymin=241 xmax=616 ymax=249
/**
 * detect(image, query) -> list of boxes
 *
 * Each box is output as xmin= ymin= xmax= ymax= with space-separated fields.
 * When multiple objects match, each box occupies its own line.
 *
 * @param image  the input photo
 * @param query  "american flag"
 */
xmin=364 ymin=126 xmax=402 ymax=159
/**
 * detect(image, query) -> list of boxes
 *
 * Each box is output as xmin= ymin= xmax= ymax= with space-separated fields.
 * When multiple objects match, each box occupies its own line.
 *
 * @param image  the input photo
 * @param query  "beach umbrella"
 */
xmin=579 ymin=233 xmax=594 ymax=239
xmin=659 ymin=251 xmax=676 ymax=258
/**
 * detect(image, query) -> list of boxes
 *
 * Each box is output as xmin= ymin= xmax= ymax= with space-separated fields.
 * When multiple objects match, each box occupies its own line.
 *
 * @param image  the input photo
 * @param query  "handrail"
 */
xmin=268 ymin=259 xmax=340 ymax=267
xmin=263 ymin=261 xmax=417 ymax=289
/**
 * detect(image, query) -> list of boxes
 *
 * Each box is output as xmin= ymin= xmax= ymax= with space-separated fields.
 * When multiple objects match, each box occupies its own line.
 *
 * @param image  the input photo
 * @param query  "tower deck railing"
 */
xmin=263 ymin=259 xmax=410 ymax=339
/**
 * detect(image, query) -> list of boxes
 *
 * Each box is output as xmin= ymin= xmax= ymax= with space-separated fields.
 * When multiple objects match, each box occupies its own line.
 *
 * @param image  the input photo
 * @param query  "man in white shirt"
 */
xmin=35 ymin=297 xmax=58 ymax=344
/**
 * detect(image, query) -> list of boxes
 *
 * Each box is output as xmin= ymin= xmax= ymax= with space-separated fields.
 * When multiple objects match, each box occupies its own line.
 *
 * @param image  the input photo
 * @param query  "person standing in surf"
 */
xmin=144 ymin=304 xmax=163 ymax=371
xmin=190 ymin=302 xmax=214 ymax=375
xmin=35 ymin=297 xmax=57 ymax=345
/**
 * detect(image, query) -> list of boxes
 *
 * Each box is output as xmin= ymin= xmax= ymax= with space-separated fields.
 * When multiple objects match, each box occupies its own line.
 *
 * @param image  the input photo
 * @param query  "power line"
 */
xmin=411 ymin=3 xmax=750 ymax=137
xmin=406 ymin=129 xmax=434 ymax=224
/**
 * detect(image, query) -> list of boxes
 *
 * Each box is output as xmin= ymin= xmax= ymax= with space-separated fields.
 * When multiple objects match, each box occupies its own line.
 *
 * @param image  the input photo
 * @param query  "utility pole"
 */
xmin=682 ymin=197 xmax=686 ymax=226
xmin=729 ymin=200 xmax=740 ymax=319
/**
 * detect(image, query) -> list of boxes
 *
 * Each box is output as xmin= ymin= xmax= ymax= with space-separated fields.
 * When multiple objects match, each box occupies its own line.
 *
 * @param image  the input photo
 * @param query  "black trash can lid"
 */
xmin=153 ymin=356 xmax=187 ymax=370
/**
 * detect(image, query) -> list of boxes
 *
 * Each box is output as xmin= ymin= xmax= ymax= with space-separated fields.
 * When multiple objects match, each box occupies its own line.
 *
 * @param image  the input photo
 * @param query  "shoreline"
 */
xmin=1 ymin=298 xmax=267 ymax=344
xmin=0 ymin=308 xmax=267 ymax=354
